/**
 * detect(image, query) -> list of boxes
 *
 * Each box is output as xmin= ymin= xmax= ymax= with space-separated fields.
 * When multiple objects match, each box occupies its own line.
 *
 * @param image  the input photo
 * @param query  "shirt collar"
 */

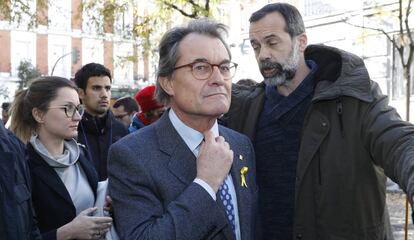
xmin=168 ymin=108 xmax=219 ymax=153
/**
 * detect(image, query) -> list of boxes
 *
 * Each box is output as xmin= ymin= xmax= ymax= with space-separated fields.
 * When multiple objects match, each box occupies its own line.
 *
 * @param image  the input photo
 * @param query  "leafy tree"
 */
xmin=81 ymin=0 xmax=221 ymax=81
xmin=17 ymin=60 xmax=41 ymax=90
xmin=0 ymin=0 xmax=48 ymax=28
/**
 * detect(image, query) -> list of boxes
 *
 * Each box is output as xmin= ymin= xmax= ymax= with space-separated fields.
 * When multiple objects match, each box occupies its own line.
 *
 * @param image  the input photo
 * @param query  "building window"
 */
xmin=48 ymin=35 xmax=71 ymax=78
xmin=11 ymin=31 xmax=36 ymax=77
xmin=82 ymin=38 xmax=104 ymax=65
xmin=113 ymin=42 xmax=133 ymax=86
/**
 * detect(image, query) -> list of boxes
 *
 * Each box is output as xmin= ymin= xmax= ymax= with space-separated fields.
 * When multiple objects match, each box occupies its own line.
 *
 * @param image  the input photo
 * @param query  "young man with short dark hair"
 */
xmin=75 ymin=63 xmax=128 ymax=180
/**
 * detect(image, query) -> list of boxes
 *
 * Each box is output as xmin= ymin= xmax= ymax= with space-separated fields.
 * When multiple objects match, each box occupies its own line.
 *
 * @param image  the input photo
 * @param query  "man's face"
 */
xmin=79 ymin=76 xmax=111 ymax=117
xmin=112 ymin=105 xmax=133 ymax=126
xmin=160 ymin=33 xmax=232 ymax=125
xmin=249 ymin=12 xmax=303 ymax=86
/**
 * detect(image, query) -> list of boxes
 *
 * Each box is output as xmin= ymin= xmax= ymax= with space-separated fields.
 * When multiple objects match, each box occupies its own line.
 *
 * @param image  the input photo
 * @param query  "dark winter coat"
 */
xmin=77 ymin=110 xmax=128 ymax=180
xmin=223 ymin=44 xmax=414 ymax=240
xmin=0 ymin=122 xmax=41 ymax=240
xmin=27 ymin=143 xmax=98 ymax=240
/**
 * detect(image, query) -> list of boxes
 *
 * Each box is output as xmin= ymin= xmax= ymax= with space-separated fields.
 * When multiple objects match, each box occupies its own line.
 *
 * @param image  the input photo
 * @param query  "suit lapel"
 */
xmin=220 ymin=127 xmax=249 ymax=240
xmin=28 ymin=145 xmax=75 ymax=207
xmin=32 ymin=164 xmax=74 ymax=206
xmin=230 ymin=155 xmax=249 ymax=240
xmin=155 ymin=112 xmax=197 ymax=185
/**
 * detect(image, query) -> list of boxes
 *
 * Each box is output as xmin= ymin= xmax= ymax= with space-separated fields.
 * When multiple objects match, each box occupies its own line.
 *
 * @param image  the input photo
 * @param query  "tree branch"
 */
xmin=405 ymin=0 xmax=413 ymax=44
xmin=187 ymin=0 xmax=199 ymax=7
xmin=205 ymin=0 xmax=210 ymax=13
xmin=187 ymin=0 xmax=206 ymax=17
xmin=343 ymin=19 xmax=398 ymax=48
xmin=399 ymin=0 xmax=404 ymax=38
xmin=407 ymin=42 xmax=413 ymax=69
xmin=14 ymin=0 xmax=31 ymax=11
xmin=162 ymin=1 xmax=197 ymax=18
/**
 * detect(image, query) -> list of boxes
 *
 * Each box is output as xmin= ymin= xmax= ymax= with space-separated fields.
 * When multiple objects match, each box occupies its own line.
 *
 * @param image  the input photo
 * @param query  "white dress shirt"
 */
xmin=169 ymin=109 xmax=241 ymax=240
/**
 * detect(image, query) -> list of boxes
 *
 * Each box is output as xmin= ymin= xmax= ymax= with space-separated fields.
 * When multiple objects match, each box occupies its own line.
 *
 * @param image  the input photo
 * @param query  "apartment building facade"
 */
xmin=0 ymin=0 xmax=148 ymax=101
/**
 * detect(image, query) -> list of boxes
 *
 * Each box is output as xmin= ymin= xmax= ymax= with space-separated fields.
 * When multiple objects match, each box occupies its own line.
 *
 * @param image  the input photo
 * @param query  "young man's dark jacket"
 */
xmin=0 ymin=122 xmax=41 ymax=239
xmin=78 ymin=110 xmax=128 ymax=180
xmin=223 ymin=44 xmax=414 ymax=240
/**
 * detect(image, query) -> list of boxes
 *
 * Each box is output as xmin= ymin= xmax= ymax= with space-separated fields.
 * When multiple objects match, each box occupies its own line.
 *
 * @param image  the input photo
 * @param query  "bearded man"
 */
xmin=222 ymin=3 xmax=414 ymax=240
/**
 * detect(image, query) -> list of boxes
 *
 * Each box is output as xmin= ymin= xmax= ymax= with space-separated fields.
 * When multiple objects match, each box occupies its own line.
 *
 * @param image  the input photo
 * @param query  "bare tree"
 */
xmin=345 ymin=0 xmax=413 ymax=121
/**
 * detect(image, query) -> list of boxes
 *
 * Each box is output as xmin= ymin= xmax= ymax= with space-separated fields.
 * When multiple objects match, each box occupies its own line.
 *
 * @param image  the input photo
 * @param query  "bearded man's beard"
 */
xmin=259 ymin=41 xmax=300 ymax=87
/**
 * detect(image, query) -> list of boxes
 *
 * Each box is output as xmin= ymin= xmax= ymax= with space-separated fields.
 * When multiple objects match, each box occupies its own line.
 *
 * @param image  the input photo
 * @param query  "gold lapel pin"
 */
xmin=240 ymin=167 xmax=248 ymax=188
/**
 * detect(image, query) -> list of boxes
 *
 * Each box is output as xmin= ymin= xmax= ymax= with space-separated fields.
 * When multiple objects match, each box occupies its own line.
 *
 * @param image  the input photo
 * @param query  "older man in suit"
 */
xmin=108 ymin=19 xmax=257 ymax=240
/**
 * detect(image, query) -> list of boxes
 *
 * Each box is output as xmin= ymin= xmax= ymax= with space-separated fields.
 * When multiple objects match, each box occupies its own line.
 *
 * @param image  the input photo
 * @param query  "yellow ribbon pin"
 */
xmin=240 ymin=167 xmax=248 ymax=188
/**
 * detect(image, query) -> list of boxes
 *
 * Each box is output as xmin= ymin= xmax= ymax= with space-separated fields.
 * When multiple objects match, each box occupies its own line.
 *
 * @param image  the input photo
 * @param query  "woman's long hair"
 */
xmin=10 ymin=76 xmax=78 ymax=143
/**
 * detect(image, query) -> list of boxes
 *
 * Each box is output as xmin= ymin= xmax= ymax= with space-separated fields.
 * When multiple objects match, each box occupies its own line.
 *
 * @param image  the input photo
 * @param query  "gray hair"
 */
xmin=155 ymin=18 xmax=230 ymax=105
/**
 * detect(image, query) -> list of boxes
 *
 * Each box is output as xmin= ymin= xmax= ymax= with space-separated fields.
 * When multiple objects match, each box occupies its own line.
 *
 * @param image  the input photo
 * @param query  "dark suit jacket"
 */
xmin=27 ymin=143 xmax=98 ymax=240
xmin=0 ymin=122 xmax=41 ymax=240
xmin=108 ymin=111 xmax=258 ymax=240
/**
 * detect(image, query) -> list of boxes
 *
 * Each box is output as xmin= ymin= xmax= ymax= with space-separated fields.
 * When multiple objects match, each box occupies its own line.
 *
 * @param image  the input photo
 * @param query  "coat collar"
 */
xmin=80 ymin=110 xmax=113 ymax=135
xmin=305 ymin=44 xmax=373 ymax=103
xmin=27 ymin=143 xmax=98 ymax=207
xmin=155 ymin=112 xmax=197 ymax=185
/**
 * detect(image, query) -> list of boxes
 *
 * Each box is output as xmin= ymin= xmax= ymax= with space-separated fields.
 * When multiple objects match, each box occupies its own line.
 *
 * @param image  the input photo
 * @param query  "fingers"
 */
xmin=89 ymin=216 xmax=113 ymax=224
xmin=89 ymin=228 xmax=107 ymax=239
xmin=80 ymin=207 xmax=97 ymax=216
xmin=88 ymin=221 xmax=112 ymax=239
xmin=203 ymin=131 xmax=229 ymax=147
xmin=228 ymin=149 xmax=234 ymax=159
xmin=203 ymin=130 xmax=214 ymax=143
xmin=105 ymin=195 xmax=113 ymax=203
xmin=91 ymin=217 xmax=112 ymax=235
xmin=216 ymin=136 xmax=230 ymax=150
xmin=196 ymin=132 xmax=234 ymax=192
xmin=215 ymin=135 xmax=225 ymax=143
